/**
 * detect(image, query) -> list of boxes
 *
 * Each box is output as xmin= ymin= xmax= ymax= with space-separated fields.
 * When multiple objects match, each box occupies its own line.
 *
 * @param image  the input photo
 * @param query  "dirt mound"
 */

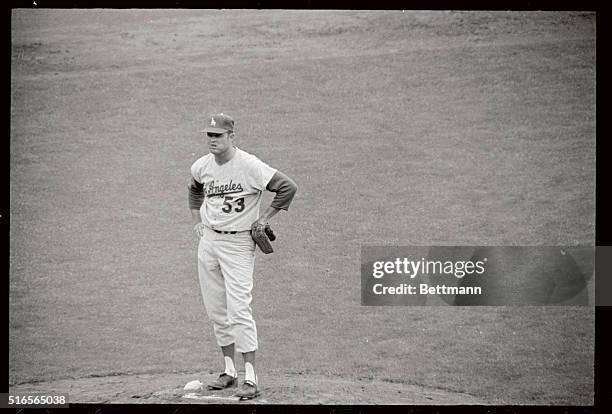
xmin=10 ymin=371 xmax=491 ymax=405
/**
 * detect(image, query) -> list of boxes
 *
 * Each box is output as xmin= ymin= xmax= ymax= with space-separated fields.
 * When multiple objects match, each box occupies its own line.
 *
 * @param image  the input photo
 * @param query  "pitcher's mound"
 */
xmin=10 ymin=371 xmax=492 ymax=404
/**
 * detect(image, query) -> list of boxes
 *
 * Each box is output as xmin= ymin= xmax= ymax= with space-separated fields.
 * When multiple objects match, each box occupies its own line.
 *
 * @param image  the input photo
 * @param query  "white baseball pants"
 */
xmin=197 ymin=227 xmax=258 ymax=353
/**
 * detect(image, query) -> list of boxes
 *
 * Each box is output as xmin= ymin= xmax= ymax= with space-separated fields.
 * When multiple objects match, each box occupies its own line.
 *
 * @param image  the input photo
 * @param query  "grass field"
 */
xmin=10 ymin=10 xmax=595 ymax=404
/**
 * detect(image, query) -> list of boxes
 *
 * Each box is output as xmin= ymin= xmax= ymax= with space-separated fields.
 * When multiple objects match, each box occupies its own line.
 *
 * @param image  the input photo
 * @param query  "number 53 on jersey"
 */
xmin=222 ymin=196 xmax=245 ymax=214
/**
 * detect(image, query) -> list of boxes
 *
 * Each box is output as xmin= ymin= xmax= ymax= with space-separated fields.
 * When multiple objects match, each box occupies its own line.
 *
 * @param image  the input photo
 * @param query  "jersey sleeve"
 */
xmin=246 ymin=155 xmax=277 ymax=191
xmin=267 ymin=171 xmax=298 ymax=210
xmin=190 ymin=158 xmax=203 ymax=183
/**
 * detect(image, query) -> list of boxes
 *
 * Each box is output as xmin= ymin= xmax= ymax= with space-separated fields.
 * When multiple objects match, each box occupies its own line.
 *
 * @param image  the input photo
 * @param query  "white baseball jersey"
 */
xmin=191 ymin=147 xmax=277 ymax=232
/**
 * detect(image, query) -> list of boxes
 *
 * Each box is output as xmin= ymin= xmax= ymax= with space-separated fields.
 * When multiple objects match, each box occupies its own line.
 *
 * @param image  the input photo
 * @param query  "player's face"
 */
xmin=207 ymin=131 xmax=233 ymax=154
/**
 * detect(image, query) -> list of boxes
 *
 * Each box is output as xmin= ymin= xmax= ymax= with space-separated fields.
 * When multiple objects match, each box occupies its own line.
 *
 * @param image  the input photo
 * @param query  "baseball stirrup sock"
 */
xmin=245 ymin=362 xmax=256 ymax=384
xmin=224 ymin=356 xmax=236 ymax=377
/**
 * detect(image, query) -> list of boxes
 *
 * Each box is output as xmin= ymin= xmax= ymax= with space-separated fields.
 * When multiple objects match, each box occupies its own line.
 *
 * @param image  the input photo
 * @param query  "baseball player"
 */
xmin=187 ymin=113 xmax=297 ymax=400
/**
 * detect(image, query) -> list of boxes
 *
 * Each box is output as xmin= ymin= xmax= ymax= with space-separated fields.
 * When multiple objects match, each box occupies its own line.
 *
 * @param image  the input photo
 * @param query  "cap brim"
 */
xmin=201 ymin=127 xmax=229 ymax=133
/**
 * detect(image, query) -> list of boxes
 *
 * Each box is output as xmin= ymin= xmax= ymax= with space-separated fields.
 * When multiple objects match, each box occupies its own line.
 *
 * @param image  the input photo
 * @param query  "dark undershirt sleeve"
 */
xmin=188 ymin=177 xmax=205 ymax=210
xmin=266 ymin=171 xmax=298 ymax=210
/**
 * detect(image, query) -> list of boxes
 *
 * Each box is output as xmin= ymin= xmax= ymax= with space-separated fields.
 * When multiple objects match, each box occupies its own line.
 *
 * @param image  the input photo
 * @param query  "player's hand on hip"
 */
xmin=193 ymin=222 xmax=206 ymax=239
xmin=252 ymin=217 xmax=269 ymax=228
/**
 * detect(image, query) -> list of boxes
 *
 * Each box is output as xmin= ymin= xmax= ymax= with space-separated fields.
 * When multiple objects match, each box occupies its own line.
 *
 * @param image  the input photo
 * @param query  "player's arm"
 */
xmin=188 ymin=177 xmax=204 ymax=224
xmin=256 ymin=171 xmax=298 ymax=223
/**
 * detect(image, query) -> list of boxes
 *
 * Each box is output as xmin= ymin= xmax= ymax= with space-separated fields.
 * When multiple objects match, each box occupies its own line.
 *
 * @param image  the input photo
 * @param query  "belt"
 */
xmin=212 ymin=229 xmax=238 ymax=234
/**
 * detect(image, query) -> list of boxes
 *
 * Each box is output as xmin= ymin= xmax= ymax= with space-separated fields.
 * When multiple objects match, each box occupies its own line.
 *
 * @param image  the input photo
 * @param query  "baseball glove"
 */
xmin=251 ymin=221 xmax=276 ymax=254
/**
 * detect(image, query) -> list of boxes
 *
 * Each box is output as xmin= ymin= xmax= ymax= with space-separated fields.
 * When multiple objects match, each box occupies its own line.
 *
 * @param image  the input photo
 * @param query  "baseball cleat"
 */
xmin=235 ymin=380 xmax=260 ymax=400
xmin=206 ymin=373 xmax=238 ymax=390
